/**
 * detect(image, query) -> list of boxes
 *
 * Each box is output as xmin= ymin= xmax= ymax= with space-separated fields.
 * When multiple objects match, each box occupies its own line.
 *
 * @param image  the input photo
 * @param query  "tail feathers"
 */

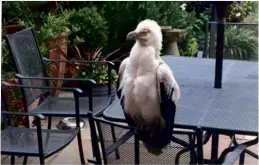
xmin=138 ymin=122 xmax=173 ymax=155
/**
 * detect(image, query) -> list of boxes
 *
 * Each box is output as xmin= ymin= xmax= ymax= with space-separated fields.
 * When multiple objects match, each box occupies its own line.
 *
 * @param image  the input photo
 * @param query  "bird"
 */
xmin=116 ymin=19 xmax=180 ymax=155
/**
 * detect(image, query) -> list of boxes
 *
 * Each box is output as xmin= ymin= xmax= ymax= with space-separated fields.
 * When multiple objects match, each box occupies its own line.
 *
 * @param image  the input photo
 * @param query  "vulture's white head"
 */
xmin=126 ymin=19 xmax=163 ymax=52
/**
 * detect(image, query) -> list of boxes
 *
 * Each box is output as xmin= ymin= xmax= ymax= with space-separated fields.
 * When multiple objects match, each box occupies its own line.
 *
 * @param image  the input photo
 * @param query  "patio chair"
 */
xmin=5 ymin=27 xmax=117 ymax=161
xmin=87 ymin=83 xmax=247 ymax=165
xmin=5 ymin=27 xmax=115 ymax=130
xmin=1 ymin=81 xmax=85 ymax=165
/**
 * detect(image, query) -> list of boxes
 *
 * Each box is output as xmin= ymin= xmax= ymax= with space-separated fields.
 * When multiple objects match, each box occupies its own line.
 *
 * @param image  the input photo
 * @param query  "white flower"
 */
xmin=82 ymin=72 xmax=86 ymax=76
xmin=236 ymin=12 xmax=241 ymax=17
xmin=76 ymin=66 xmax=79 ymax=70
xmin=180 ymin=3 xmax=187 ymax=11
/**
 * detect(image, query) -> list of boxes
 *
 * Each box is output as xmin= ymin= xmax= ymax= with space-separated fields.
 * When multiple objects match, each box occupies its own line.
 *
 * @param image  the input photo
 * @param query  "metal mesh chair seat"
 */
xmin=1 ymin=126 xmax=78 ymax=157
xmin=31 ymin=96 xmax=111 ymax=116
xmin=95 ymin=118 xmax=197 ymax=165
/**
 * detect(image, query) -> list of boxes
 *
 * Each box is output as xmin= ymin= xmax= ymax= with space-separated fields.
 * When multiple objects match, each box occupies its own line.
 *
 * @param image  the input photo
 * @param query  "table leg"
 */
xmin=196 ymin=128 xmax=204 ymax=164
xmin=211 ymin=133 xmax=219 ymax=163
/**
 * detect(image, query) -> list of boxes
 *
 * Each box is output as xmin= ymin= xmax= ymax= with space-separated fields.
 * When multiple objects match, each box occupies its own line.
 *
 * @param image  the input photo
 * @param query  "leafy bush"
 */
xmin=99 ymin=1 xmax=207 ymax=57
xmin=1 ymin=39 xmax=16 ymax=80
xmin=67 ymin=46 xmax=119 ymax=84
xmin=224 ymin=26 xmax=258 ymax=61
xmin=38 ymin=10 xmax=71 ymax=40
xmin=179 ymin=37 xmax=199 ymax=57
xmin=68 ymin=6 xmax=108 ymax=49
xmin=227 ymin=1 xmax=258 ymax=22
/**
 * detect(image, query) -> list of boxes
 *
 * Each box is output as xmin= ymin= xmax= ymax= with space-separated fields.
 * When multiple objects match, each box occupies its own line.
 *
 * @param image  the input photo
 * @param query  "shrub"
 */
xmin=99 ymin=1 xmax=206 ymax=57
xmin=224 ymin=26 xmax=258 ymax=61
xmin=38 ymin=10 xmax=71 ymax=41
xmin=68 ymin=6 xmax=108 ymax=49
xmin=227 ymin=1 xmax=258 ymax=22
xmin=1 ymin=39 xmax=16 ymax=80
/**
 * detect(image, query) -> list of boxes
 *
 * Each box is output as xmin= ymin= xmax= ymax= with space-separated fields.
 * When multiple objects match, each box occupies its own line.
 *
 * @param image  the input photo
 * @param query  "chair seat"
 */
xmin=31 ymin=96 xmax=111 ymax=116
xmin=106 ymin=133 xmax=195 ymax=164
xmin=1 ymin=126 xmax=78 ymax=157
xmin=97 ymin=119 xmax=196 ymax=164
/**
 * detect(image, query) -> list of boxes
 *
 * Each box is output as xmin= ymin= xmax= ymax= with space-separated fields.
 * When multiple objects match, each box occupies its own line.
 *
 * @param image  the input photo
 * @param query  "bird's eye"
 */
xmin=139 ymin=29 xmax=150 ymax=36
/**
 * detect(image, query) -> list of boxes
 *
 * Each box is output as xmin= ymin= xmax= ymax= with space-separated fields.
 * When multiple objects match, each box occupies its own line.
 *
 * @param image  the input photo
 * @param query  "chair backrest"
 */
xmin=6 ymin=28 xmax=49 ymax=106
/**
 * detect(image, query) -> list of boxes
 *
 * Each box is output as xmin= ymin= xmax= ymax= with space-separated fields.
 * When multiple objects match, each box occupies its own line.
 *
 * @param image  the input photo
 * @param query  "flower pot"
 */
xmin=4 ymin=24 xmax=20 ymax=34
xmin=48 ymin=50 xmax=67 ymax=96
xmin=45 ymin=27 xmax=70 ymax=96
xmin=64 ymin=81 xmax=116 ymax=100
xmin=80 ymin=83 xmax=116 ymax=97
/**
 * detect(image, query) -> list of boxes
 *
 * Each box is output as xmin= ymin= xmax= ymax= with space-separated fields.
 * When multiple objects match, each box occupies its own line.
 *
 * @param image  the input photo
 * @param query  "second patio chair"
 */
xmin=5 ymin=27 xmax=115 ymax=129
xmin=1 ymin=81 xmax=85 ymax=165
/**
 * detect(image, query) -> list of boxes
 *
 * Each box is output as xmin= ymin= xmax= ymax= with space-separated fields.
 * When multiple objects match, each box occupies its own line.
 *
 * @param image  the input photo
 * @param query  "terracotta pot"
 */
xmin=4 ymin=24 xmax=20 ymax=34
xmin=45 ymin=28 xmax=70 ymax=96
xmin=48 ymin=50 xmax=67 ymax=96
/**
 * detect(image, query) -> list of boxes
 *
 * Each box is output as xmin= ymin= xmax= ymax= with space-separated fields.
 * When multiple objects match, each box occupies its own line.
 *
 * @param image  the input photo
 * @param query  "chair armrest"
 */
xmin=2 ymin=81 xmax=83 ymax=94
xmin=219 ymin=145 xmax=246 ymax=165
xmin=1 ymin=111 xmax=45 ymax=120
xmin=42 ymin=57 xmax=115 ymax=66
xmin=16 ymin=73 xmax=96 ymax=84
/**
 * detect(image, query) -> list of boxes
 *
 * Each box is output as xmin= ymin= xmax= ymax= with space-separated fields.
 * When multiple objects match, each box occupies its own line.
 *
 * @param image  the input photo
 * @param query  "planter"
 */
xmin=45 ymin=27 xmax=70 ymax=96
xmin=63 ymin=81 xmax=117 ymax=99
xmin=4 ymin=24 xmax=20 ymax=34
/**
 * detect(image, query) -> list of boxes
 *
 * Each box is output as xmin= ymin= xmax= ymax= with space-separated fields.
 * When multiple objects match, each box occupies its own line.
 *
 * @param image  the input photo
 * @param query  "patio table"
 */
xmin=102 ymin=55 xmax=258 ymax=163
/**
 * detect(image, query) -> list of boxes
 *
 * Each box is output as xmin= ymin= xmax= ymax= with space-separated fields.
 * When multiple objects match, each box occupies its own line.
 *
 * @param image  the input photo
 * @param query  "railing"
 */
xmin=204 ymin=21 xmax=258 ymax=61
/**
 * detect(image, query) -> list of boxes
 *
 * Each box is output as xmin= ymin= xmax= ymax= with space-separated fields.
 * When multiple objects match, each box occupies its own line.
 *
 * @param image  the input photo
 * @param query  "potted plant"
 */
xmin=63 ymin=45 xmax=120 ymax=99
xmin=38 ymin=11 xmax=71 ymax=96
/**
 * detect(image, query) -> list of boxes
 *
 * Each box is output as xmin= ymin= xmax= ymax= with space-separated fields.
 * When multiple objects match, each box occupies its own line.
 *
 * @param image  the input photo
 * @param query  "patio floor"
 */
xmin=1 ymin=91 xmax=258 ymax=164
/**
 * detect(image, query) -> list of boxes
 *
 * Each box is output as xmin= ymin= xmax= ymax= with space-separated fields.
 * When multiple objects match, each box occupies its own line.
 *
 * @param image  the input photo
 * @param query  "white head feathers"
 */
xmin=126 ymin=19 xmax=163 ymax=54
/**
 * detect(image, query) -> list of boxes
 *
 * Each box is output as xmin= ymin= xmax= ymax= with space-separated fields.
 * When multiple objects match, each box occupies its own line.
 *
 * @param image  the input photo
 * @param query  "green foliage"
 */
xmin=244 ymin=12 xmax=258 ymax=24
xmin=99 ymin=1 xmax=209 ymax=57
xmin=1 ymin=39 xmax=16 ymax=80
xmin=224 ymin=26 xmax=258 ymax=61
xmin=68 ymin=6 xmax=108 ymax=48
xmin=38 ymin=10 xmax=71 ymax=40
xmin=2 ymin=1 xmax=29 ymax=23
xmin=227 ymin=1 xmax=258 ymax=22
xmin=179 ymin=38 xmax=199 ymax=57
xmin=77 ymin=64 xmax=118 ymax=84
xmin=71 ymin=46 xmax=119 ymax=84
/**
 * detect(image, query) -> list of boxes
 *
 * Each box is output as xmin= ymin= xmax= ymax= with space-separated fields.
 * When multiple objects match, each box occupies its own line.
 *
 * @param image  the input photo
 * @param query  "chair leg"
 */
xmin=77 ymin=131 xmax=86 ymax=165
xmin=39 ymin=155 xmax=44 ymax=165
xmin=239 ymin=151 xmax=245 ymax=165
xmin=134 ymin=135 xmax=140 ymax=165
xmin=23 ymin=156 xmax=28 ymax=165
xmin=11 ymin=155 xmax=15 ymax=165
xmin=111 ymin=126 xmax=120 ymax=159
xmin=47 ymin=116 xmax=52 ymax=129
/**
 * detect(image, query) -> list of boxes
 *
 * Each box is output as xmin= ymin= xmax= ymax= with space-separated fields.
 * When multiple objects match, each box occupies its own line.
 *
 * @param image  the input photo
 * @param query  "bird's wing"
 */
xmin=116 ymin=57 xmax=129 ymax=99
xmin=156 ymin=61 xmax=180 ymax=103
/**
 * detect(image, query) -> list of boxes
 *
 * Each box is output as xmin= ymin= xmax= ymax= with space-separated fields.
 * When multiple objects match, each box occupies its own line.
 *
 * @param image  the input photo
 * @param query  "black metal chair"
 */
xmin=87 ymin=83 xmax=248 ymax=165
xmin=88 ymin=82 xmax=198 ymax=164
xmin=5 ymin=27 xmax=117 ymax=163
xmin=89 ymin=114 xmax=248 ymax=165
xmin=5 ymin=27 xmax=115 ymax=129
xmin=1 ymin=81 xmax=84 ymax=165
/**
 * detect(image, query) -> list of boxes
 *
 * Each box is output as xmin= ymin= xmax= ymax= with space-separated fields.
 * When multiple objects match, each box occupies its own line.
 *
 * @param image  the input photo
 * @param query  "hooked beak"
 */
xmin=126 ymin=29 xmax=149 ymax=40
xmin=126 ymin=31 xmax=137 ymax=40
